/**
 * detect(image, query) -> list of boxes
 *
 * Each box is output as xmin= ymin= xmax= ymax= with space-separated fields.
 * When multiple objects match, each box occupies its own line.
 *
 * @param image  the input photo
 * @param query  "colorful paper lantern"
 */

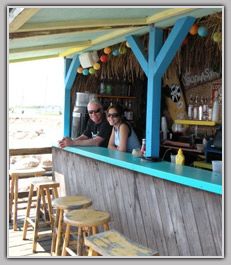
xmin=100 ymin=55 xmax=108 ymax=63
xmin=119 ymin=46 xmax=127 ymax=54
xmin=77 ymin=67 xmax=83 ymax=74
xmin=212 ymin=32 xmax=222 ymax=43
xmin=103 ymin=47 xmax=112 ymax=54
xmin=189 ymin=24 xmax=198 ymax=35
xmin=112 ymin=49 xmax=119 ymax=56
xmin=89 ymin=68 xmax=96 ymax=75
xmin=93 ymin=63 xmax=101 ymax=70
xmin=198 ymin=26 xmax=208 ymax=37
xmin=82 ymin=69 xmax=89 ymax=76
xmin=125 ymin=41 xmax=131 ymax=48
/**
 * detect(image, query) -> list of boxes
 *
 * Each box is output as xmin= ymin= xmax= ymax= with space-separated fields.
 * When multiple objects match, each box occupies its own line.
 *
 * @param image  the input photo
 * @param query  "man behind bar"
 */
xmin=58 ymin=98 xmax=112 ymax=148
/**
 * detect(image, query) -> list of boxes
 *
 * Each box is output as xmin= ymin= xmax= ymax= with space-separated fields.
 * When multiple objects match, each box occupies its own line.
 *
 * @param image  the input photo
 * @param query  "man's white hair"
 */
xmin=87 ymin=97 xmax=102 ymax=107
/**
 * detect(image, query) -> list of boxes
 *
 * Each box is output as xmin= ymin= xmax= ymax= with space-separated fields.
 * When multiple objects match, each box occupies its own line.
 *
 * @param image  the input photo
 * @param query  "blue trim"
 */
xmin=55 ymin=146 xmax=222 ymax=195
xmin=63 ymin=55 xmax=80 ymax=137
xmin=126 ymin=35 xmax=148 ymax=76
xmin=64 ymin=58 xmax=72 ymax=76
xmin=146 ymin=27 xmax=163 ymax=157
xmin=154 ymin=16 xmax=195 ymax=76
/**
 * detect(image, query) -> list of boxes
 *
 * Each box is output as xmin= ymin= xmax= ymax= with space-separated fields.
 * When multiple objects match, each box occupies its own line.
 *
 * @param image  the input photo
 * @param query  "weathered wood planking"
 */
xmin=52 ymin=148 xmax=222 ymax=256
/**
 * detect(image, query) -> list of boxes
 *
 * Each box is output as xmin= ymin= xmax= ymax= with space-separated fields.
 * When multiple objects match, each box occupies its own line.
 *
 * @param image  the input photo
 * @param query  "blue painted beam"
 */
xmin=126 ymin=16 xmax=196 ymax=158
xmin=146 ymin=27 xmax=163 ymax=157
xmin=64 ymin=58 xmax=72 ymax=76
xmin=126 ymin=35 xmax=148 ymax=76
xmin=63 ymin=55 xmax=80 ymax=137
xmin=154 ymin=16 xmax=195 ymax=77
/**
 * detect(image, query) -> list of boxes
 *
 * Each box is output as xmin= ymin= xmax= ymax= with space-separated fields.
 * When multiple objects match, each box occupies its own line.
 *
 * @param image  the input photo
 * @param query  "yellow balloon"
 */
xmin=93 ymin=63 xmax=101 ymax=70
xmin=77 ymin=67 xmax=83 ymax=74
xmin=213 ymin=32 xmax=222 ymax=43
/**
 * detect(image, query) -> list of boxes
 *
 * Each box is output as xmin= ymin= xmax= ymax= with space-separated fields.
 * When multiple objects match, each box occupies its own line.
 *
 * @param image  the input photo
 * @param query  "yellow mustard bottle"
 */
xmin=175 ymin=148 xmax=185 ymax=165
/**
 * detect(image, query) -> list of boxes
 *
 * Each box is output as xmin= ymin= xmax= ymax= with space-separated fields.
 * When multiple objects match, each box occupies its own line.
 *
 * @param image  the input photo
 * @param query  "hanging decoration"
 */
xmin=189 ymin=24 xmax=198 ymax=35
xmin=82 ymin=69 xmax=89 ymax=76
xmin=93 ymin=63 xmax=101 ymax=70
xmin=100 ymin=54 xmax=108 ymax=63
xmin=125 ymin=41 xmax=131 ymax=48
xmin=77 ymin=66 xmax=83 ymax=74
xmin=212 ymin=32 xmax=222 ymax=43
xmin=103 ymin=47 xmax=112 ymax=54
xmin=112 ymin=49 xmax=119 ymax=56
xmin=197 ymin=26 xmax=208 ymax=37
xmin=89 ymin=68 xmax=96 ymax=75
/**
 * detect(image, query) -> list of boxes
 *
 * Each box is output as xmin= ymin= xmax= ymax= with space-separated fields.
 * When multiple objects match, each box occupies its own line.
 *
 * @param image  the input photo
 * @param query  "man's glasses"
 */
xmin=88 ymin=108 xmax=102 ymax=115
xmin=107 ymin=113 xmax=120 ymax=118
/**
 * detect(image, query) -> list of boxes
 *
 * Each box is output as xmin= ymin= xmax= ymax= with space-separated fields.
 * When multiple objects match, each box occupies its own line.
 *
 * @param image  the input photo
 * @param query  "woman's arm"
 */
xmin=107 ymin=129 xmax=117 ymax=150
xmin=117 ymin=124 xmax=129 ymax=152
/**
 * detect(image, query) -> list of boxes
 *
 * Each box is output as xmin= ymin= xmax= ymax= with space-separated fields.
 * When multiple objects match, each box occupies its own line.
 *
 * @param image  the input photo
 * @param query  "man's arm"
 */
xmin=58 ymin=134 xmax=104 ymax=148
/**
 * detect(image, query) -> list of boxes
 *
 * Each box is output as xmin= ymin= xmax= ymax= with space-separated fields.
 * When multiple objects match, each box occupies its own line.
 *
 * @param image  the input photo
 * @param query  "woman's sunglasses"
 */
xmin=107 ymin=113 xmax=120 ymax=118
xmin=88 ymin=108 xmax=102 ymax=115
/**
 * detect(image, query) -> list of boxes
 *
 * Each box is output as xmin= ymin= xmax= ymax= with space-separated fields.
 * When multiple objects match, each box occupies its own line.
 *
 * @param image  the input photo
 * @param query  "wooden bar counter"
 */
xmin=52 ymin=146 xmax=222 ymax=256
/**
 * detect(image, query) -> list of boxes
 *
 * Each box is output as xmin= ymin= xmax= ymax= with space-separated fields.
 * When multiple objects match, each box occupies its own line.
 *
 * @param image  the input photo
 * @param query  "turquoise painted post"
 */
xmin=63 ymin=55 xmax=80 ymax=137
xmin=126 ymin=16 xmax=195 ymax=158
xmin=146 ymin=27 xmax=163 ymax=158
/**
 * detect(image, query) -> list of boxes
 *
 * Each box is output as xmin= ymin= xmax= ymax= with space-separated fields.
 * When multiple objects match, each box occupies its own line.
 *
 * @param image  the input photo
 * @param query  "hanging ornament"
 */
xmin=82 ymin=69 xmax=89 ymax=76
xmin=103 ymin=47 xmax=112 ymax=54
xmin=212 ymin=32 xmax=222 ymax=43
xmin=77 ymin=66 xmax=83 ymax=74
xmin=119 ymin=46 xmax=127 ymax=54
xmin=125 ymin=41 xmax=131 ymax=48
xmin=198 ymin=26 xmax=208 ymax=37
xmin=112 ymin=49 xmax=119 ymax=56
xmin=93 ymin=63 xmax=101 ymax=70
xmin=100 ymin=55 xmax=108 ymax=63
xmin=89 ymin=68 xmax=96 ymax=75
xmin=189 ymin=24 xmax=198 ymax=35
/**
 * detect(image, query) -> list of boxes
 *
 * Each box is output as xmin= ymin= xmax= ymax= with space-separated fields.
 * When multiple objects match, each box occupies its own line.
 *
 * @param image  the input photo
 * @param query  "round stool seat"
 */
xmin=31 ymin=177 xmax=57 ymax=187
xmin=64 ymin=209 xmax=110 ymax=227
xmin=52 ymin=196 xmax=92 ymax=210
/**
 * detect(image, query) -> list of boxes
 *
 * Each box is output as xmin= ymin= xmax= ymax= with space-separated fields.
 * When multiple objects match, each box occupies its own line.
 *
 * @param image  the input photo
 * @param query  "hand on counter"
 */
xmin=58 ymin=137 xmax=74 ymax=148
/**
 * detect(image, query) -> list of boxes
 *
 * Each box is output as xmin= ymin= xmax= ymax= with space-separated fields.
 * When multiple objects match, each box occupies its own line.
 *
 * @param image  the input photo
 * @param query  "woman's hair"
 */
xmin=107 ymin=103 xmax=124 ymax=117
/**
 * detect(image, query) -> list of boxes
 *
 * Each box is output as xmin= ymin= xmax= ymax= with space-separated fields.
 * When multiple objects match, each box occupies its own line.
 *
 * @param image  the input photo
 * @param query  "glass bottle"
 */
xmin=202 ymin=96 xmax=208 ymax=120
xmin=140 ymin=139 xmax=146 ymax=156
xmin=193 ymin=96 xmax=198 ymax=120
xmin=198 ymin=96 xmax=203 ymax=121
xmin=187 ymin=94 xmax=193 ymax=120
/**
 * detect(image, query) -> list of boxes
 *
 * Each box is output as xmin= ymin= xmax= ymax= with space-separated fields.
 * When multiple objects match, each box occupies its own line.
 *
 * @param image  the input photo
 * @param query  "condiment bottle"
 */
xmin=140 ymin=138 xmax=146 ymax=157
xmin=175 ymin=148 xmax=185 ymax=165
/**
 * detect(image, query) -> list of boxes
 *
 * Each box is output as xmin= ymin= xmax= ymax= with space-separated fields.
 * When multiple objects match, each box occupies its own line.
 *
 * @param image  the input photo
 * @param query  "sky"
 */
xmin=9 ymin=57 xmax=65 ymax=107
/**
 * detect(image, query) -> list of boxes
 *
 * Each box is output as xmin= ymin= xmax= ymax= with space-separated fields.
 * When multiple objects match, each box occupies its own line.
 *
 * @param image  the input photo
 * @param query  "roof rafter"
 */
xmin=9 ymin=8 xmax=40 ymax=32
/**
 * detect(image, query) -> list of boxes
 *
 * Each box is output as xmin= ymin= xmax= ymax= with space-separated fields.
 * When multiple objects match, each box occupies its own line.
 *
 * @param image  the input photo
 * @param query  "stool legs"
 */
xmin=9 ymin=176 xmax=15 ymax=223
xmin=22 ymin=183 xmax=34 ymax=240
xmin=51 ymin=208 xmax=63 ymax=256
xmin=61 ymin=224 xmax=71 ymax=256
xmin=13 ymin=176 xmax=18 ymax=231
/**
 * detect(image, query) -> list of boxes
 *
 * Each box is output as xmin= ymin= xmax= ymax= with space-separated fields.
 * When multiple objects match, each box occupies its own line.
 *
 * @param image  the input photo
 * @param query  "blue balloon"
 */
xmin=82 ymin=69 xmax=89 ymax=76
xmin=198 ymin=26 xmax=208 ymax=37
xmin=112 ymin=49 xmax=119 ymax=56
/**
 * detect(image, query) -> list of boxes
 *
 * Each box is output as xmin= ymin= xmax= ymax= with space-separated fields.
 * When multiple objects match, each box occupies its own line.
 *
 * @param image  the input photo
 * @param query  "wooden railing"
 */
xmin=9 ymin=147 xmax=52 ymax=156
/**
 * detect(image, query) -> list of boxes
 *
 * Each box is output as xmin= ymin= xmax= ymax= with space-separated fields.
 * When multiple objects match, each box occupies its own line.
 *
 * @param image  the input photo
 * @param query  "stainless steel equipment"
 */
xmin=71 ymin=92 xmax=96 ymax=138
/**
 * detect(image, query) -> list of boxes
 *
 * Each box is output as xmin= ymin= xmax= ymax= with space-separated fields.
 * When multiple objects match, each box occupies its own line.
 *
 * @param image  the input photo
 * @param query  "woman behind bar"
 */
xmin=107 ymin=104 xmax=140 ymax=153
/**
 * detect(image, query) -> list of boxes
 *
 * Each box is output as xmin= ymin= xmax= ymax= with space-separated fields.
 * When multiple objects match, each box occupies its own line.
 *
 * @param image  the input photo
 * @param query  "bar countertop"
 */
xmin=53 ymin=146 xmax=222 ymax=195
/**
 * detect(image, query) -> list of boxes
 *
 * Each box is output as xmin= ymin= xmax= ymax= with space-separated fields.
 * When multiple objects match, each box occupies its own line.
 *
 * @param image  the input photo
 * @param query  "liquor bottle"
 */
xmin=193 ymin=96 xmax=198 ymax=120
xmin=198 ymin=97 xmax=203 ymax=121
xmin=202 ymin=96 xmax=208 ymax=120
xmin=212 ymin=95 xmax=219 ymax=122
xmin=187 ymin=95 xmax=193 ymax=120
xmin=126 ymin=100 xmax=133 ymax=121
xmin=208 ymin=96 xmax=213 ymax=121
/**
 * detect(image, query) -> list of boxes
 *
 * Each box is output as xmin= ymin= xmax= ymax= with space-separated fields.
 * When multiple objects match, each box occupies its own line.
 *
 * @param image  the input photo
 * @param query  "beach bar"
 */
xmin=9 ymin=6 xmax=223 ymax=257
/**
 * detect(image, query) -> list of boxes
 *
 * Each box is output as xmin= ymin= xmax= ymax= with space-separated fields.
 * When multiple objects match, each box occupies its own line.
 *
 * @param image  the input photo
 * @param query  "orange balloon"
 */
xmin=104 ymin=47 xmax=112 ymax=54
xmin=189 ymin=24 xmax=198 ymax=35
xmin=77 ymin=67 xmax=83 ymax=74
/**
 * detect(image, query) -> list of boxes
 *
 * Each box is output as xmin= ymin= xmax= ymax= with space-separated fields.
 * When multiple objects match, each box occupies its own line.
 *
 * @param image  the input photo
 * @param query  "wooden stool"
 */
xmin=22 ymin=177 xmax=60 ymax=253
xmin=84 ymin=229 xmax=159 ymax=256
xmin=62 ymin=209 xmax=110 ymax=256
xmin=51 ymin=195 xmax=92 ymax=256
xmin=9 ymin=167 xmax=46 ymax=231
